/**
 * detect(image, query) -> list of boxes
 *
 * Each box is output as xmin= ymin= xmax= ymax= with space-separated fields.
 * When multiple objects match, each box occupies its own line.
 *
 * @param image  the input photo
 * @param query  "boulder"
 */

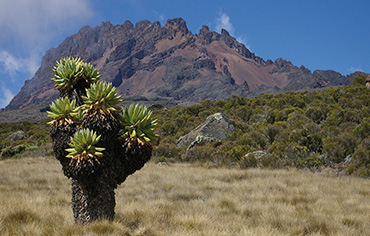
xmin=6 ymin=131 xmax=27 ymax=141
xmin=176 ymin=113 xmax=235 ymax=149
xmin=244 ymin=150 xmax=267 ymax=159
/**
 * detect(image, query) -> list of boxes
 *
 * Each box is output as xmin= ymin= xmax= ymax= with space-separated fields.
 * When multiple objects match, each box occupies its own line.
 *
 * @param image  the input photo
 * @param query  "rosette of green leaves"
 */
xmin=119 ymin=104 xmax=159 ymax=146
xmin=51 ymin=56 xmax=101 ymax=91
xmin=81 ymin=81 xmax=122 ymax=117
xmin=52 ymin=56 xmax=84 ymax=91
xmin=47 ymin=97 xmax=80 ymax=125
xmin=65 ymin=128 xmax=105 ymax=164
xmin=82 ymin=62 xmax=101 ymax=85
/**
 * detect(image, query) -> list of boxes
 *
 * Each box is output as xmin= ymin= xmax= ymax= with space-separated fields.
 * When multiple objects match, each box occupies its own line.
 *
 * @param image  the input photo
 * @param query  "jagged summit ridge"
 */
xmin=6 ymin=17 xmax=357 ymax=110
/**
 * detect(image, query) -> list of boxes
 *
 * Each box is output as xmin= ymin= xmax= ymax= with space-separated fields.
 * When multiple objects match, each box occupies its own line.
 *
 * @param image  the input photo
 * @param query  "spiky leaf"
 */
xmin=82 ymin=62 xmax=101 ymax=85
xmin=52 ymin=56 xmax=84 ymax=91
xmin=66 ymin=128 xmax=105 ymax=164
xmin=51 ymin=56 xmax=101 ymax=92
xmin=47 ymin=97 xmax=80 ymax=126
xmin=119 ymin=104 xmax=159 ymax=146
xmin=82 ymin=81 xmax=122 ymax=118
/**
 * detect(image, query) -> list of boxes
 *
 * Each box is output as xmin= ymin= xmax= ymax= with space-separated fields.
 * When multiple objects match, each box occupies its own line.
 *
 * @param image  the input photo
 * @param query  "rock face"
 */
xmin=176 ymin=113 xmax=235 ymax=149
xmin=6 ymin=131 xmax=27 ymax=141
xmin=5 ymin=18 xmax=360 ymax=111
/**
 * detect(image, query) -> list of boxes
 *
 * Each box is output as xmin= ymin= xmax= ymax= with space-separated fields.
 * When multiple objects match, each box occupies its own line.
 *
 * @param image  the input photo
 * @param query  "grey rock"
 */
xmin=176 ymin=113 xmax=235 ymax=149
xmin=245 ymin=150 xmax=267 ymax=159
xmin=6 ymin=131 xmax=27 ymax=141
xmin=156 ymin=162 xmax=168 ymax=166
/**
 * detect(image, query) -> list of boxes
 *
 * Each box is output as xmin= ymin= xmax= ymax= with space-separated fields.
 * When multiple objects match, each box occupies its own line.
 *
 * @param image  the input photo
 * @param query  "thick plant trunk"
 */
xmin=71 ymin=178 xmax=115 ymax=224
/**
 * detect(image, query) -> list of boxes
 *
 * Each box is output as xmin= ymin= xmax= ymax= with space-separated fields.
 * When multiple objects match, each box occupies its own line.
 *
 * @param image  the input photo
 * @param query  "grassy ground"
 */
xmin=0 ymin=157 xmax=369 ymax=236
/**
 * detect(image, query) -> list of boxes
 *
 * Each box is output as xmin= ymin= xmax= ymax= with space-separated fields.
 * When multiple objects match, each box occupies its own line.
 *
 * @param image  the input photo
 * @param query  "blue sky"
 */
xmin=0 ymin=0 xmax=369 ymax=108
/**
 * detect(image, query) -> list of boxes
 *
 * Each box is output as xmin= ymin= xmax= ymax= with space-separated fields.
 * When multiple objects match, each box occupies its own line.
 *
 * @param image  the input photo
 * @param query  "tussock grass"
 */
xmin=0 ymin=157 xmax=369 ymax=235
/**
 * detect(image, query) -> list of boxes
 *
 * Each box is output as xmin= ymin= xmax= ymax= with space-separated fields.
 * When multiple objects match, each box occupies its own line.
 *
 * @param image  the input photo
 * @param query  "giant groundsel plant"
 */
xmin=48 ymin=56 xmax=158 ymax=224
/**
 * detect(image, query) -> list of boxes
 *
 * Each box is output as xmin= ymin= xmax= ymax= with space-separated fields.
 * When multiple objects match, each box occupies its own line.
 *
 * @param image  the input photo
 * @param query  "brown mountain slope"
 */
xmin=5 ymin=18 xmax=358 ymax=111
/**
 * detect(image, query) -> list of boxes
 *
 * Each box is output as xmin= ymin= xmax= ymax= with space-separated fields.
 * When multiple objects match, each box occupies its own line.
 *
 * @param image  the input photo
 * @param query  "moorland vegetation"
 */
xmin=1 ymin=74 xmax=370 ymax=177
xmin=154 ymin=74 xmax=370 ymax=177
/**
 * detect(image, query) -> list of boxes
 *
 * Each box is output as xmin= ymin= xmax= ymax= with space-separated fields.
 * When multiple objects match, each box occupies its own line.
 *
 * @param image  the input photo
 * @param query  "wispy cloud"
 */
xmin=215 ymin=11 xmax=250 ymax=50
xmin=0 ymin=51 xmax=20 ymax=75
xmin=152 ymin=10 xmax=166 ymax=25
xmin=348 ymin=66 xmax=363 ymax=73
xmin=0 ymin=86 xmax=15 ymax=109
xmin=0 ymin=0 xmax=94 ymax=76
xmin=0 ymin=0 xmax=94 ymax=108
xmin=216 ymin=11 xmax=235 ymax=35
xmin=0 ymin=0 xmax=93 ymax=46
xmin=236 ymin=36 xmax=251 ymax=50
xmin=0 ymin=50 xmax=41 ymax=77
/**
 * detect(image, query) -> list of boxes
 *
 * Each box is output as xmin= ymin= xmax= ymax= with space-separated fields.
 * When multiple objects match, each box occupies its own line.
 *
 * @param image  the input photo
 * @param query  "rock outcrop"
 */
xmin=6 ymin=131 xmax=27 ymax=141
xmin=176 ymin=113 xmax=235 ymax=149
xmin=5 ymin=18 xmax=360 ymax=111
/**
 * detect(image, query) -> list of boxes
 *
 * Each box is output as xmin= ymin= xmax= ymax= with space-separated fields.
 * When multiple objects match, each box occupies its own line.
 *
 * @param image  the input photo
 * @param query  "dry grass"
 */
xmin=0 ymin=157 xmax=369 ymax=236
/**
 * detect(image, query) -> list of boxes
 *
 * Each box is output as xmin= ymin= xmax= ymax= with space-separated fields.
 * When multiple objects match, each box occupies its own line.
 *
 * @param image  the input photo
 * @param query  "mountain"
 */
xmin=5 ymin=18 xmax=362 ymax=111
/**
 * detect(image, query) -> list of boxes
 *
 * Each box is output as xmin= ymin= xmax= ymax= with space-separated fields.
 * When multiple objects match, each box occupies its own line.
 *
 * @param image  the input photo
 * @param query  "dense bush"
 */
xmin=0 ymin=121 xmax=50 ymax=159
xmin=152 ymin=80 xmax=370 ymax=177
xmin=1 ymin=144 xmax=38 ymax=158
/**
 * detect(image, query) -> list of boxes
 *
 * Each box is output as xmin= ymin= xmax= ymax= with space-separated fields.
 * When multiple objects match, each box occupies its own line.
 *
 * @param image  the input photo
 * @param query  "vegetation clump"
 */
xmin=65 ymin=128 xmax=105 ymax=165
xmin=47 ymin=97 xmax=80 ymax=126
xmin=0 ymin=121 xmax=50 ymax=159
xmin=119 ymin=104 xmax=159 ymax=146
xmin=81 ymin=81 xmax=122 ymax=119
xmin=48 ymin=56 xmax=158 ymax=224
xmin=152 ymin=76 xmax=370 ymax=177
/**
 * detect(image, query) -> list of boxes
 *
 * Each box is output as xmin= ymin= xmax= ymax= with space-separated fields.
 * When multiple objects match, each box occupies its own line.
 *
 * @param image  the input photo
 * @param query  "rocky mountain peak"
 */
xmin=4 ymin=18 xmax=358 ymax=111
xmin=220 ymin=28 xmax=231 ymax=37
xmin=121 ymin=20 xmax=134 ymax=30
xmin=198 ymin=25 xmax=213 ymax=45
xmin=164 ymin=17 xmax=189 ymax=37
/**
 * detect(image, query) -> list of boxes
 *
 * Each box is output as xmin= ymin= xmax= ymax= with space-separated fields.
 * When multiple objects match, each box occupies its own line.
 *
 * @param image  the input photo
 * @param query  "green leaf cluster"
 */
xmin=66 ymin=128 xmax=105 ymax=163
xmin=119 ymin=104 xmax=159 ymax=145
xmin=47 ymin=56 xmax=159 ymax=165
xmin=47 ymin=97 xmax=80 ymax=125
xmin=82 ymin=81 xmax=122 ymax=117
xmin=52 ymin=56 xmax=100 ymax=91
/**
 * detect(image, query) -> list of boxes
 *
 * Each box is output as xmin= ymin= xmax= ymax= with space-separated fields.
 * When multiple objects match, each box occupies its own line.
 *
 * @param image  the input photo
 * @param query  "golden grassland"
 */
xmin=0 ymin=157 xmax=369 ymax=236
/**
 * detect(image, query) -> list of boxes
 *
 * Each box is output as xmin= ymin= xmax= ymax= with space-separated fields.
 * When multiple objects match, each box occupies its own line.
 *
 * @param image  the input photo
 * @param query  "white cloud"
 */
xmin=216 ymin=11 xmax=235 ymax=35
xmin=152 ymin=10 xmax=166 ymax=25
xmin=0 ymin=51 xmax=20 ymax=74
xmin=0 ymin=86 xmax=15 ymax=108
xmin=348 ymin=66 xmax=363 ymax=73
xmin=0 ymin=0 xmax=94 ymax=108
xmin=0 ymin=0 xmax=93 ymax=45
xmin=236 ymin=36 xmax=251 ymax=50
xmin=215 ymin=11 xmax=251 ymax=50
xmin=0 ymin=0 xmax=94 ymax=77
xmin=0 ymin=50 xmax=40 ymax=77
xmin=23 ymin=53 xmax=41 ymax=76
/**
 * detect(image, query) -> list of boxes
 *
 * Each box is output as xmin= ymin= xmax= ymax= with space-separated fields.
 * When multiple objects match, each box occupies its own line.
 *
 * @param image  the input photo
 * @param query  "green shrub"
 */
xmin=353 ymin=117 xmax=370 ymax=140
xmin=260 ymin=153 xmax=282 ymax=168
xmin=239 ymin=154 xmax=257 ymax=169
xmin=348 ymin=138 xmax=370 ymax=177
xmin=1 ymin=144 xmax=38 ymax=159
xmin=295 ymin=153 xmax=324 ymax=168
xmin=182 ymin=143 xmax=215 ymax=163
xmin=352 ymin=74 xmax=368 ymax=86
xmin=153 ymin=143 xmax=180 ymax=162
